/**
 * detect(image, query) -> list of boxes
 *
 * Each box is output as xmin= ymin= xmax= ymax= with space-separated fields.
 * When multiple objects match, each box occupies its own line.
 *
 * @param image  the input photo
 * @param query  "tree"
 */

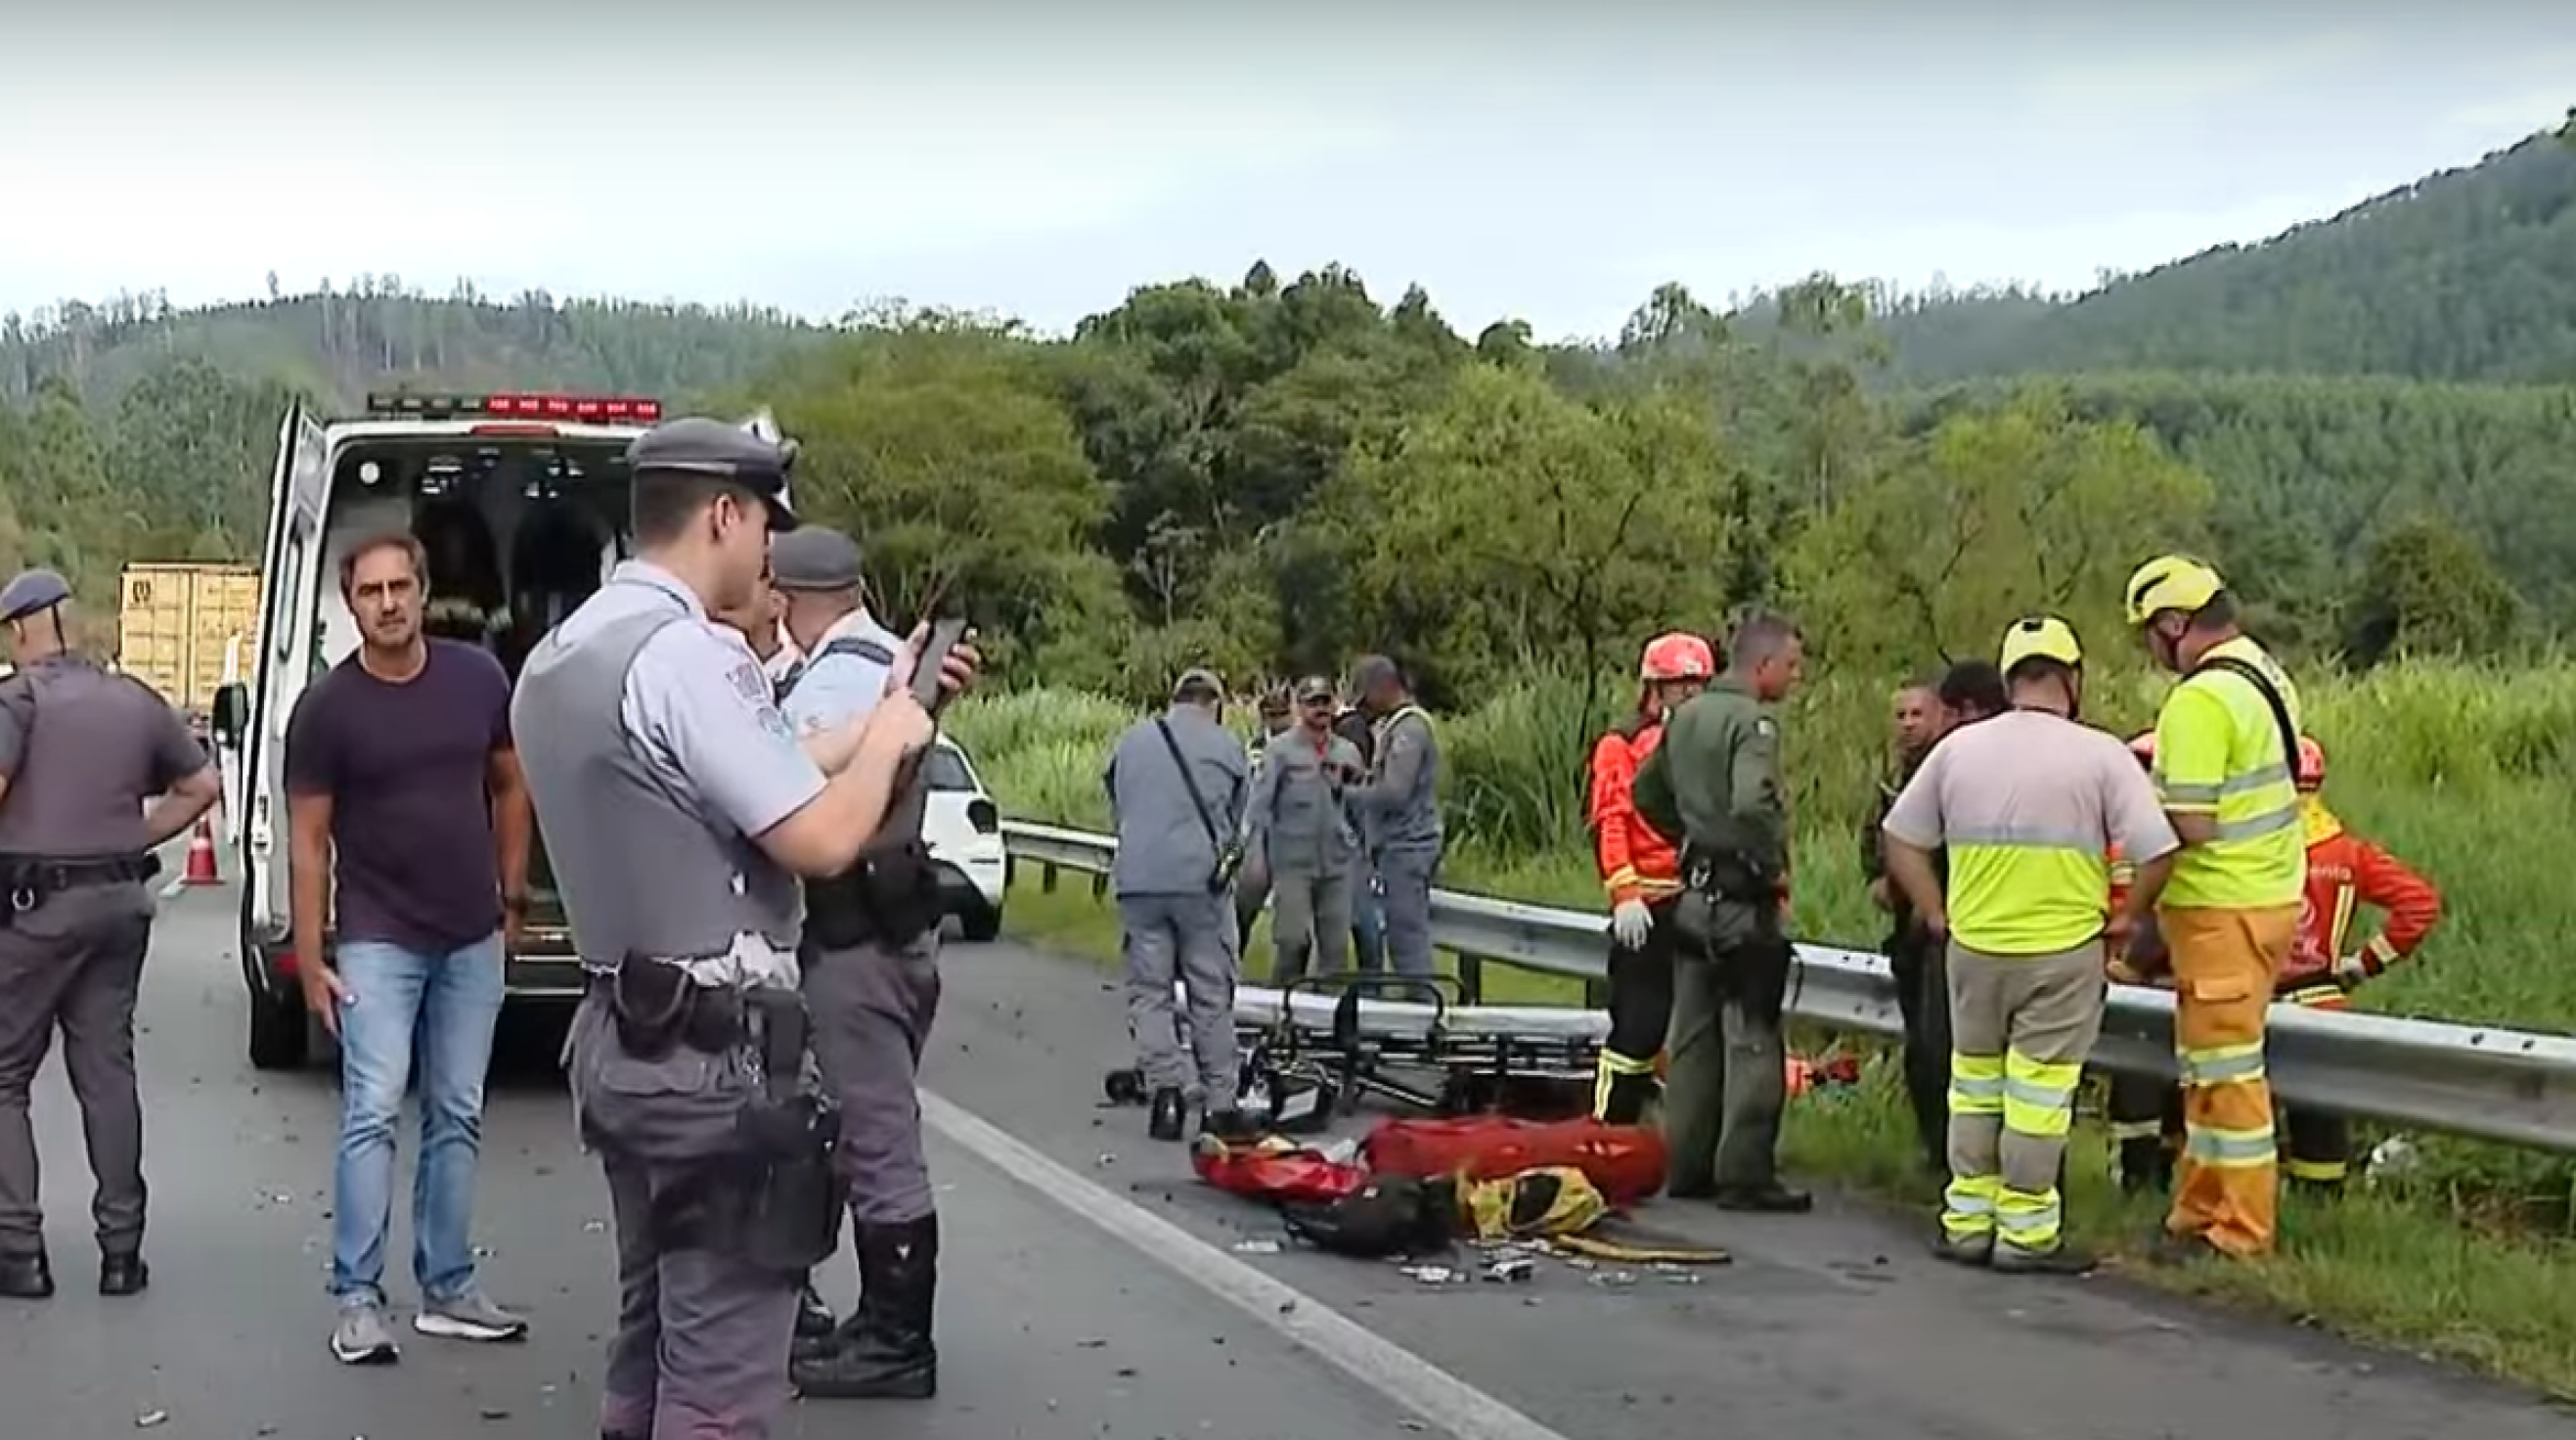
xmin=1328 ymin=362 xmax=1737 ymax=708
xmin=764 ymin=322 xmax=1126 ymax=684
xmin=1784 ymin=388 xmax=2213 ymax=673
xmin=2341 ymin=516 xmax=2523 ymax=667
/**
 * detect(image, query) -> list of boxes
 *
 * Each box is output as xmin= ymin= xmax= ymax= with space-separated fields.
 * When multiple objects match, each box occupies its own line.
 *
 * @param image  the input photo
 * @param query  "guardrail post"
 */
xmin=1089 ymin=873 xmax=1108 ymax=902
xmin=1583 ymin=975 xmax=1611 ymax=1010
xmin=1453 ymin=952 xmax=1484 ymax=1006
xmin=1040 ymin=863 xmax=1061 ymax=895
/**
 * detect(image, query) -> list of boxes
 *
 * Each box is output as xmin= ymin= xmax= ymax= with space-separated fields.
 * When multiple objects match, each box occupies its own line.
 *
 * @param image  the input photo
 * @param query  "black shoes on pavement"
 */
xmin=793 ymin=1216 xmax=939 ymax=1401
xmin=1144 ymin=1088 xmax=1255 ymax=1145
xmin=0 ymin=1249 xmax=146 ymax=1299
xmin=1147 ymin=1087 xmax=1186 ymax=1142
xmin=0 ymin=1250 xmax=53 ymax=1299
xmin=99 ymin=1252 xmax=149 ymax=1296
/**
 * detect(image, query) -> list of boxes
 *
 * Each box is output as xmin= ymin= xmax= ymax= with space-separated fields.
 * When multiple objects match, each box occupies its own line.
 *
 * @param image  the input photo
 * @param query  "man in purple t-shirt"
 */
xmin=286 ymin=530 xmax=534 ymax=1367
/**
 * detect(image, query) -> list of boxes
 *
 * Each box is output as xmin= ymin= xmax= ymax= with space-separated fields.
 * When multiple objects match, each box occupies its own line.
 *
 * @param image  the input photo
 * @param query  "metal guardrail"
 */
xmin=1001 ymin=820 xmax=2576 ymax=1154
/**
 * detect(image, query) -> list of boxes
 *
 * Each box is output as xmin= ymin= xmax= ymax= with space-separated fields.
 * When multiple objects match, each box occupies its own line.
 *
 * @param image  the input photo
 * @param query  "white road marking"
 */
xmin=919 ymin=1089 xmax=1578 ymax=1440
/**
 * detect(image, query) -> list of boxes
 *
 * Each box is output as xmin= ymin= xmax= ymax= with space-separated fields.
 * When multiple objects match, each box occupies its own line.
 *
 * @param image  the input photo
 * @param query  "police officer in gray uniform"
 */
xmin=0 ymin=570 xmax=221 ymax=1300
xmin=1342 ymin=655 xmax=1443 ymax=977
xmin=1106 ymin=669 xmax=1251 ymax=1141
xmin=762 ymin=525 xmax=949 ymax=1401
xmin=1247 ymin=675 xmax=1365 ymax=984
xmin=512 ymin=420 xmax=958 ymax=1440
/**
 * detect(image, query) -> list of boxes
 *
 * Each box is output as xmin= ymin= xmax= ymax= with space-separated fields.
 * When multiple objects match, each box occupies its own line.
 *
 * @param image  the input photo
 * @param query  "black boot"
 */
xmin=99 ymin=1251 xmax=149 ymax=1297
xmin=0 ymin=1249 xmax=53 ymax=1300
xmin=792 ymin=1216 xmax=938 ymax=1400
xmin=1147 ymin=1087 xmax=1186 ymax=1143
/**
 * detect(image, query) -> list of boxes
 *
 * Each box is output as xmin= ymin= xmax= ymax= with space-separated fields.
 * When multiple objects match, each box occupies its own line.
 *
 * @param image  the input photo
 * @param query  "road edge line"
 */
xmin=918 ymin=1088 xmax=1577 ymax=1440
xmin=156 ymin=874 xmax=189 ymax=901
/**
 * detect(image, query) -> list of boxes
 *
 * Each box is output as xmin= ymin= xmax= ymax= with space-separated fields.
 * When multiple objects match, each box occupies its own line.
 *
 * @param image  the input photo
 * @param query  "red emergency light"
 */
xmin=364 ymin=391 xmax=665 ymax=425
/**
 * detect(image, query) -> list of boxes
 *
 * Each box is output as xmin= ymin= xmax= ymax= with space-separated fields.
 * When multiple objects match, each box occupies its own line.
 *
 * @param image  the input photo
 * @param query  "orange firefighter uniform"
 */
xmin=2127 ymin=555 xmax=2305 ymax=1259
xmin=2274 ymin=739 xmax=2442 ymax=1182
xmin=1587 ymin=633 xmax=1713 ymax=1124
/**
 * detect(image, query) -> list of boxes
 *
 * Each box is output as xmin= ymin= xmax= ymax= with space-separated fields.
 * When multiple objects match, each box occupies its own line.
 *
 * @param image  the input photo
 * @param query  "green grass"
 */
xmin=962 ymin=659 xmax=2576 ymax=1396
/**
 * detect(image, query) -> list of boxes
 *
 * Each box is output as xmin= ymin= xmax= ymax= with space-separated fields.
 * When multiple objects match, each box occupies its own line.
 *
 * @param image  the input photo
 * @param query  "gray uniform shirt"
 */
xmin=777 ymin=608 xmax=904 ymax=739
xmin=1345 ymin=704 xmax=1443 ymax=854
xmin=1249 ymin=725 xmax=1363 ymax=874
xmin=0 ymin=656 xmax=204 ymax=859
xmin=531 ymin=562 xmax=825 ymax=988
xmin=1105 ymin=704 xmax=1249 ymax=897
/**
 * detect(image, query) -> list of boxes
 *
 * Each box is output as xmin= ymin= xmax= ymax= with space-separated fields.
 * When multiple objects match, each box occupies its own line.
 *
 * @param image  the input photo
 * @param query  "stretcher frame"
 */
xmin=1104 ymin=973 xmax=1606 ymax=1127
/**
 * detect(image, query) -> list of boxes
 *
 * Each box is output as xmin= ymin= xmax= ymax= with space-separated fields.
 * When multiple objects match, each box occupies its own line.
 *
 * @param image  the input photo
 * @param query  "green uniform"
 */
xmin=1632 ymin=677 xmax=1798 ymax=1202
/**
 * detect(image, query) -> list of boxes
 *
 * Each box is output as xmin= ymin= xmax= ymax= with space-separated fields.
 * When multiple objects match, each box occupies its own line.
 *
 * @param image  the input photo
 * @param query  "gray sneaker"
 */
xmin=414 ymin=1289 xmax=529 ymax=1343
xmin=330 ymin=1302 xmax=401 ymax=1366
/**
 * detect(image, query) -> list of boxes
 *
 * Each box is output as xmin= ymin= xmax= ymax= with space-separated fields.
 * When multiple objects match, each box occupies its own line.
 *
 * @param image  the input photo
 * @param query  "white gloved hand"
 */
xmin=2332 ymin=953 xmax=2372 ymax=989
xmin=1611 ymin=899 xmax=1653 ymax=950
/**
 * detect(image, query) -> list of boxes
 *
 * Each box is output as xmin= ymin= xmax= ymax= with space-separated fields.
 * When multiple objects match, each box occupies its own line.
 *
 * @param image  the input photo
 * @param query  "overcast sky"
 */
xmin=2 ymin=3 xmax=2568 ymax=341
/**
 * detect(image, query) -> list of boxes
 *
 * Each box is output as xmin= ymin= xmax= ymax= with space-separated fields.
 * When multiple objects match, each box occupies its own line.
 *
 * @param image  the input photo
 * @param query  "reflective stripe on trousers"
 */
xmin=1938 ymin=941 xmax=2105 ymax=1259
xmin=1939 ymin=1048 xmax=2082 ymax=1253
xmin=2163 ymin=903 xmax=2298 ymax=1257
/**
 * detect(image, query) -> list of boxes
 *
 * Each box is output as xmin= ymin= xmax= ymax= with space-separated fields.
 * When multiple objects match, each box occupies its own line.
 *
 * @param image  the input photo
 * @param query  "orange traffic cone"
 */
xmin=183 ymin=816 xmax=220 ymax=886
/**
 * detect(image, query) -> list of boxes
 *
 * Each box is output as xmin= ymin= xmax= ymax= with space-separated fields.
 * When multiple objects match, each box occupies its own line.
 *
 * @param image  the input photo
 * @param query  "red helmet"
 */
xmin=2296 ymin=736 xmax=2326 ymax=790
xmin=2127 ymin=731 xmax=2156 ymax=768
xmin=1640 ymin=632 xmax=1716 ymax=683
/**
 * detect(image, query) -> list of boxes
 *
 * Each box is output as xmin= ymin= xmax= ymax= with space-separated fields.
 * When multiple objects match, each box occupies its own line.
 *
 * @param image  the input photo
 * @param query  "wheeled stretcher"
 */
xmin=1105 ymin=972 xmax=1608 ymax=1130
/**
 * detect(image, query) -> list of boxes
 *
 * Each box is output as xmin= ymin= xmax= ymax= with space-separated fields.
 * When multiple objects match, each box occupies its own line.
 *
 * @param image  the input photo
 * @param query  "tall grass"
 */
xmin=951 ymin=659 xmax=2576 ymax=1039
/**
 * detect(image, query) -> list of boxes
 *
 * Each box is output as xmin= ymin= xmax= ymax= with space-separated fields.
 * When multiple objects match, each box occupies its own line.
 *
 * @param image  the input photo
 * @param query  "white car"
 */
xmin=920 ymin=736 xmax=1007 ymax=941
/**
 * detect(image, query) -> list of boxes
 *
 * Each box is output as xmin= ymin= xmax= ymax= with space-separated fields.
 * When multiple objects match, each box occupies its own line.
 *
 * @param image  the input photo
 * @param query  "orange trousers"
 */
xmin=2161 ymin=903 xmax=2298 ymax=1257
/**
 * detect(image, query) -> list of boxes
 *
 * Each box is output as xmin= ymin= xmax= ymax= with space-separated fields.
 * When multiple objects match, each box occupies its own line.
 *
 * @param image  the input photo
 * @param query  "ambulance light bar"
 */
xmin=364 ymin=392 xmax=665 ymax=424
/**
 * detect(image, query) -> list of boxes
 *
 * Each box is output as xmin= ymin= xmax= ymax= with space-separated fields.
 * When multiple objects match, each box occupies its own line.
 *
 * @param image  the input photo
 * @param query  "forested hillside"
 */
xmin=1877 ymin=124 xmax=2576 ymax=384
xmin=2 ymin=118 xmax=2572 ymax=674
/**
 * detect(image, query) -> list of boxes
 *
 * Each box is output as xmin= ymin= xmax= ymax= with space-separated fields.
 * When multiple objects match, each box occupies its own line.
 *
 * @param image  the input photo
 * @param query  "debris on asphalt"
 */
xmin=1399 ymin=1263 xmax=1463 ymax=1285
xmin=1231 ymin=1238 xmax=1282 ymax=1254
xmin=134 ymin=1411 xmax=168 ymax=1429
xmin=1483 ymin=1255 xmax=1535 ymax=1283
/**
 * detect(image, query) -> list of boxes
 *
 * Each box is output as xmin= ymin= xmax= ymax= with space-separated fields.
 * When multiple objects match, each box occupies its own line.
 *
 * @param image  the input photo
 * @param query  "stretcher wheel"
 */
xmin=1103 ymin=1067 xmax=1147 ymax=1106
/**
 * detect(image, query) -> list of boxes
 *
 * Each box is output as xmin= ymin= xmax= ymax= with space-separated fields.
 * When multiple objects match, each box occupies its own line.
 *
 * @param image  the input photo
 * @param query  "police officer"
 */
xmin=764 ymin=525 xmax=948 ymax=1401
xmin=1341 ymin=655 xmax=1443 ymax=977
xmin=1632 ymin=608 xmax=1812 ymax=1213
xmin=0 ymin=569 xmax=222 ymax=1300
xmin=511 ymin=419 xmax=969 ymax=1440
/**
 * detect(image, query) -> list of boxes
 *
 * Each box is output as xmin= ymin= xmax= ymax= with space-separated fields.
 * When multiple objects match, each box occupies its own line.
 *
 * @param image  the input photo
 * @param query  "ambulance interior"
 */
xmin=315 ymin=434 xmax=636 ymax=920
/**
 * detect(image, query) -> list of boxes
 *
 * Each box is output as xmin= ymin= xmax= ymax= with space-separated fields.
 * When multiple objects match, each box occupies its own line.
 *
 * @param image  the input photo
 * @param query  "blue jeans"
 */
xmin=329 ymin=933 xmax=505 ymax=1307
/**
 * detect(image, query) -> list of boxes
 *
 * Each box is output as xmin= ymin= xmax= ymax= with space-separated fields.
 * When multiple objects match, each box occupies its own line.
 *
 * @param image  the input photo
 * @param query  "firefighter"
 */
xmin=2111 ymin=736 xmax=2443 ymax=1192
xmin=2276 ymin=736 xmax=2442 ymax=1185
xmin=1587 ymin=632 xmax=1716 ymax=1125
xmin=1882 ymin=616 xmax=2177 ymax=1273
xmin=2126 ymin=555 xmax=2304 ymax=1261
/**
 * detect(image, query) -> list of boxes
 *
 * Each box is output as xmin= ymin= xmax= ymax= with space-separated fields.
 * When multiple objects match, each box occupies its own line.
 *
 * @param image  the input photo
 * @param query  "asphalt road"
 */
xmin=5 ymin=882 xmax=2572 ymax=1440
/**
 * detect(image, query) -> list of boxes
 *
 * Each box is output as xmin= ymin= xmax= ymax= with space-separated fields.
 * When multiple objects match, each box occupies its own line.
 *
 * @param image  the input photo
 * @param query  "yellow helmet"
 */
xmin=2123 ymin=555 xmax=2225 ymax=627
xmin=1999 ymin=614 xmax=2083 ymax=672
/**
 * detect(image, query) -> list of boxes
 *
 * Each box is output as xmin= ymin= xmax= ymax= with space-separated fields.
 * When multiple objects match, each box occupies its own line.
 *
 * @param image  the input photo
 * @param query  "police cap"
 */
xmin=0 ymin=568 xmax=71 ymax=625
xmin=770 ymin=526 xmax=864 ymax=593
xmin=627 ymin=418 xmax=801 ymax=531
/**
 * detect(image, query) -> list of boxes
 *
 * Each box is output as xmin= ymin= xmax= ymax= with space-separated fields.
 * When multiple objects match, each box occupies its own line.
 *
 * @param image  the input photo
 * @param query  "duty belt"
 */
xmin=594 ymin=963 xmax=749 ymax=1057
xmin=0 ymin=854 xmax=158 ymax=912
